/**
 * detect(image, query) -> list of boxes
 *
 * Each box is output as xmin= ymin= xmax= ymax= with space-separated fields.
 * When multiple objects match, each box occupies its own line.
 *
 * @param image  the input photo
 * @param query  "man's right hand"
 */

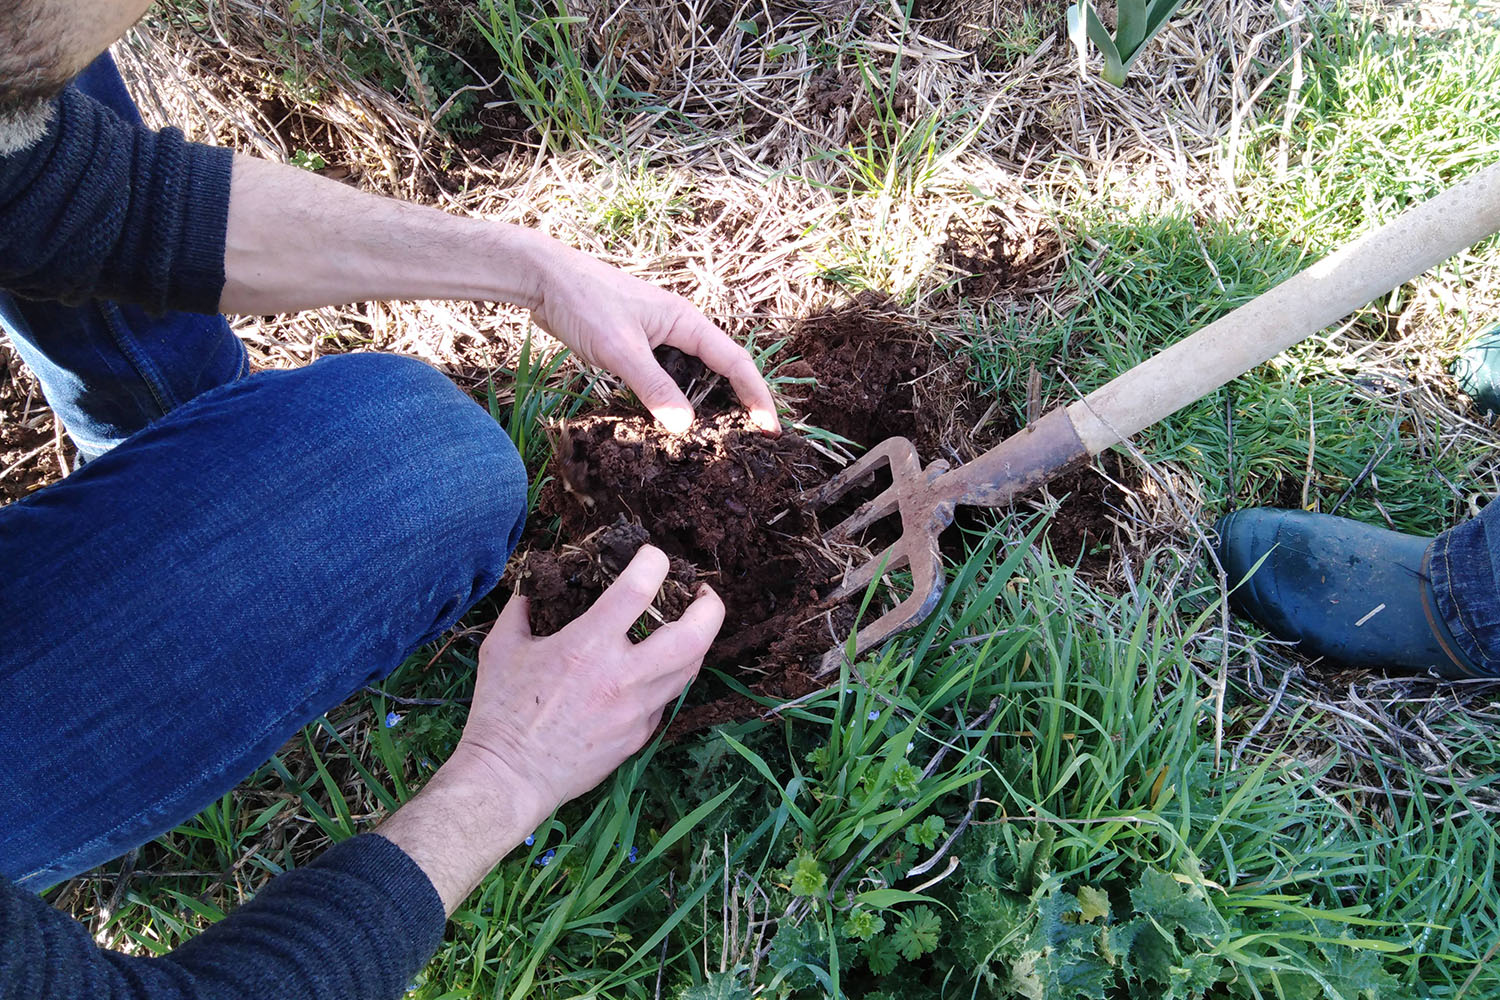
xmin=377 ymin=545 xmax=723 ymax=914
xmin=453 ymin=544 xmax=723 ymax=823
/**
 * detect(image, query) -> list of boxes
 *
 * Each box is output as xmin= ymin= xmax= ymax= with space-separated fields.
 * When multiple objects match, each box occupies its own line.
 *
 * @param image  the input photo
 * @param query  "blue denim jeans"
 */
xmin=1429 ymin=502 xmax=1500 ymax=677
xmin=0 ymin=350 xmax=528 ymax=889
xmin=0 ymin=56 xmax=527 ymax=890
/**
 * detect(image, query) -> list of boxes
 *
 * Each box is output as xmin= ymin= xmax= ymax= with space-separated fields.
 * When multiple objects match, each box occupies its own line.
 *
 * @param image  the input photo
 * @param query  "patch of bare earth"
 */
xmin=0 ymin=347 xmax=66 ymax=503
xmin=503 ymin=289 xmax=1136 ymax=733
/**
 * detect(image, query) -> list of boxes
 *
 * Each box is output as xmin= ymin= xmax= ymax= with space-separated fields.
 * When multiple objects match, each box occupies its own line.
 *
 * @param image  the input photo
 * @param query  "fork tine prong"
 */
xmin=823 ymin=485 xmax=902 ymax=542
xmin=828 ymin=539 xmax=910 ymax=602
xmin=816 ymin=539 xmax=942 ymax=671
xmin=802 ymin=437 xmax=921 ymax=511
xmin=818 ymin=542 xmax=947 ymax=674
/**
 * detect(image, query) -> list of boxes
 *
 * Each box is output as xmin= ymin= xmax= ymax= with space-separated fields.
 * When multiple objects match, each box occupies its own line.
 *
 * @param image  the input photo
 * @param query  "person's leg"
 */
xmin=1214 ymin=508 xmax=1488 ymax=678
xmin=1214 ymin=509 xmax=1477 ymax=676
xmin=0 ymin=52 xmax=246 ymax=462
xmin=1427 ymin=500 xmax=1500 ymax=676
xmin=0 ymin=292 xmax=248 ymax=462
xmin=0 ymin=353 xmax=527 ymax=889
xmin=1454 ymin=325 xmax=1500 ymax=418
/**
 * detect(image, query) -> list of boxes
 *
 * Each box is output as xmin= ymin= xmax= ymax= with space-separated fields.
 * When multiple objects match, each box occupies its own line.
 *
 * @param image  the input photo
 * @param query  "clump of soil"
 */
xmin=807 ymin=68 xmax=860 ymax=119
xmin=520 ymin=357 xmax=853 ymax=671
xmin=505 ymin=517 xmax=699 ymax=636
xmin=781 ymin=296 xmax=982 ymax=460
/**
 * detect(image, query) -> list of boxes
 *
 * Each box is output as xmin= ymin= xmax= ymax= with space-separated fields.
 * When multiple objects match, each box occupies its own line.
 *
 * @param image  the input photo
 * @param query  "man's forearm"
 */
xmin=222 ymin=154 xmax=549 ymax=315
xmin=223 ymin=153 xmax=781 ymax=434
xmin=375 ymin=750 xmax=547 ymax=916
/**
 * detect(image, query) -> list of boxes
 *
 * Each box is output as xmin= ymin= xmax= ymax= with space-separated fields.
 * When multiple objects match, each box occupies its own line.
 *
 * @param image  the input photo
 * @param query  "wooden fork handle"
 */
xmin=1064 ymin=161 xmax=1500 ymax=455
xmin=932 ymin=162 xmax=1500 ymax=510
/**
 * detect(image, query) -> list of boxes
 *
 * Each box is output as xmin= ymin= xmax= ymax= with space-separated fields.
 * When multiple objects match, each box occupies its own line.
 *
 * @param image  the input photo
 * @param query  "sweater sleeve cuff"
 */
xmin=312 ymin=833 xmax=447 ymax=954
xmin=166 ymin=141 xmax=233 ymax=315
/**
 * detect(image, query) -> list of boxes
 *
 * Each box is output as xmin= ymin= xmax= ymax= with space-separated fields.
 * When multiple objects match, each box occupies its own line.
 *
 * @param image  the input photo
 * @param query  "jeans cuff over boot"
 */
xmin=1427 ymin=501 xmax=1500 ymax=677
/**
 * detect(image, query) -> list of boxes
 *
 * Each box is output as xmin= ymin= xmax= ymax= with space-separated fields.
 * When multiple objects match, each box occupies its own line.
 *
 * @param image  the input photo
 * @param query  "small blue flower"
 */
xmin=868 ymin=710 xmax=880 ymax=721
xmin=525 ymin=834 xmax=535 ymax=847
xmin=384 ymin=711 xmax=402 ymax=728
xmin=419 ymin=757 xmax=434 ymax=770
xmin=534 ymin=849 xmax=556 ymax=867
xmin=628 ymin=846 xmax=639 ymax=864
xmin=907 ymin=742 xmax=915 ymax=754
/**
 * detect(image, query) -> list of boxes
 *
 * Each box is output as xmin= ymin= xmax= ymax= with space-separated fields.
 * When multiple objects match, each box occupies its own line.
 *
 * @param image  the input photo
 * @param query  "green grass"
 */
xmin=965 ymin=211 xmax=1480 ymax=534
xmin=582 ymin=163 xmax=697 ymax=256
xmin=161 ymin=0 xmax=489 ymax=133
xmin=83 ymin=521 xmax=1499 ymax=996
xmin=473 ymin=0 xmax=637 ymax=151
xmin=1244 ymin=0 xmax=1500 ymax=253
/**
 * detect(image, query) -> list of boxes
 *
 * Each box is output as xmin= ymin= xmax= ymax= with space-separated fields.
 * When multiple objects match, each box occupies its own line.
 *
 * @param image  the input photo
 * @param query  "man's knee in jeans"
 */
xmin=285 ymin=353 xmax=530 ymax=612
xmin=320 ymin=350 xmax=528 ymax=531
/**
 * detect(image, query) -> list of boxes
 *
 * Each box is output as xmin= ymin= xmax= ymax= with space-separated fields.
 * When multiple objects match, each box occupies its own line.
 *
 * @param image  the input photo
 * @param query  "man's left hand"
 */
xmin=522 ymin=236 xmax=780 ymax=435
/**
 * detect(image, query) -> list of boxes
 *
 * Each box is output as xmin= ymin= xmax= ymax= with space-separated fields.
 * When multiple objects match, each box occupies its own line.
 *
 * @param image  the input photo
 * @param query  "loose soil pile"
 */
xmin=503 ymin=304 xmax=1132 ymax=732
xmin=782 ymin=296 xmax=983 ymax=462
xmin=506 ymin=517 xmax=701 ymax=635
xmin=506 ymin=397 xmax=850 ymax=668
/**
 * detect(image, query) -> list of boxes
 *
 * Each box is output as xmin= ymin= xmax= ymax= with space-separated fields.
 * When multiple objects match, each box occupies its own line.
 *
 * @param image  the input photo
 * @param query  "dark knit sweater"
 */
xmin=1 ymin=91 xmax=447 ymax=997
xmin=0 ymin=87 xmax=231 ymax=312
xmin=0 ymin=835 xmax=446 ymax=999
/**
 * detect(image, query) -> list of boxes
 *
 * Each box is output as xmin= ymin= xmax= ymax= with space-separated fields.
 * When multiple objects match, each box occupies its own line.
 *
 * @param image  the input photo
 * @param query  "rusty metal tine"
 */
xmin=802 ymin=436 xmax=921 ymax=512
xmin=824 ymin=486 xmax=902 ymax=542
xmin=827 ymin=538 xmax=911 ymax=602
xmin=819 ymin=541 xmax=946 ymax=674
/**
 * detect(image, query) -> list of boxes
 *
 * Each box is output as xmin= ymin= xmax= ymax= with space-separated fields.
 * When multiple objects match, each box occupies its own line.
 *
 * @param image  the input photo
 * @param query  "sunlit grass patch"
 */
xmin=474 ymin=0 xmax=637 ymax=151
xmin=1246 ymin=1 xmax=1500 ymax=251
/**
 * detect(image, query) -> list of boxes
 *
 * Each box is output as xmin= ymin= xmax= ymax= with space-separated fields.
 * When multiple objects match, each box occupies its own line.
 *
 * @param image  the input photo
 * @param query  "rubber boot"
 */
xmin=1213 ymin=509 xmax=1478 ymax=677
xmin=1454 ymin=326 xmax=1500 ymax=417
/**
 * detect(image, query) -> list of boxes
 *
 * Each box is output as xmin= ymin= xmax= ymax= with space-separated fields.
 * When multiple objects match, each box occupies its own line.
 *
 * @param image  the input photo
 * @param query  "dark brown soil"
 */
xmin=940 ymin=207 xmax=1059 ymax=301
xmin=504 ymin=300 xmax=1127 ymax=734
xmin=781 ymin=295 xmax=982 ymax=461
xmin=515 ymin=359 xmax=852 ymax=674
xmin=505 ymin=517 xmax=700 ymax=636
xmin=807 ymin=68 xmax=861 ymax=120
xmin=1038 ymin=466 xmax=1125 ymax=575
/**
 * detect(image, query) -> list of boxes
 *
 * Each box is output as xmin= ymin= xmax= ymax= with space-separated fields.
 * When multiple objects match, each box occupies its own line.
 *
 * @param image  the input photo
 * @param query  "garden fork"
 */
xmin=805 ymin=161 xmax=1500 ymax=674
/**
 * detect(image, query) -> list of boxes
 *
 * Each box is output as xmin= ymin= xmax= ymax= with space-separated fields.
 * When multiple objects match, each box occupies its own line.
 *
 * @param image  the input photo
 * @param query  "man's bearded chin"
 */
xmin=0 ymin=14 xmax=79 ymax=155
xmin=0 ymin=54 xmax=71 ymax=156
xmin=0 ymin=95 xmax=58 ymax=155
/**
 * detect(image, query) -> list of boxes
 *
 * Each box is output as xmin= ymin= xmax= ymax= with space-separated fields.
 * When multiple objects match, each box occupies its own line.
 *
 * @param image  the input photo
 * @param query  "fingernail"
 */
xmin=659 ymin=407 xmax=693 ymax=435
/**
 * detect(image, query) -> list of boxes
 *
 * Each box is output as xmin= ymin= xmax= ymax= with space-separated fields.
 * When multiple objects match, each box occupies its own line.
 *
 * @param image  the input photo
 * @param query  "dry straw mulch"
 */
xmin=95 ymin=0 xmax=1293 ymax=409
